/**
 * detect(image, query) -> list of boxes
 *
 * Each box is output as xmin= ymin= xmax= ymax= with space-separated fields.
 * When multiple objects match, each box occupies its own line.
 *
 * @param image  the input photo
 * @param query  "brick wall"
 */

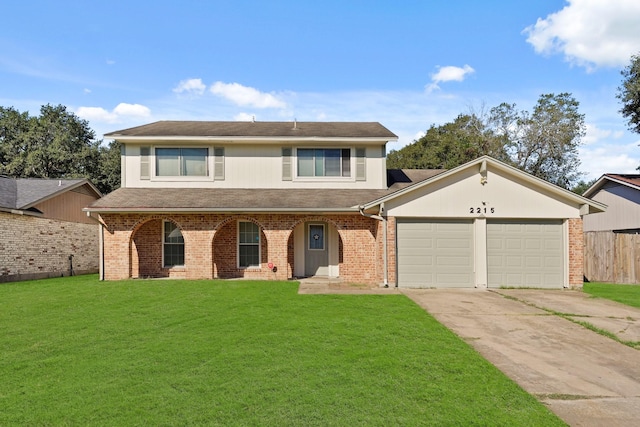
xmin=0 ymin=212 xmax=99 ymax=282
xmin=100 ymin=213 xmax=383 ymax=284
xmin=568 ymin=217 xmax=584 ymax=288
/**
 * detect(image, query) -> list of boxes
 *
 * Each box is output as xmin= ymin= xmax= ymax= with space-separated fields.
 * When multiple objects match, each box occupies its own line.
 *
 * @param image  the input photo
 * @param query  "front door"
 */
xmin=305 ymin=222 xmax=329 ymax=276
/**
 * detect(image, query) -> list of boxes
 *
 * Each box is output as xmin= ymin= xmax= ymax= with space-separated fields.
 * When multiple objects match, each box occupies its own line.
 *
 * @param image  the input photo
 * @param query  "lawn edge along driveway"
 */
xmin=402 ymin=288 xmax=640 ymax=427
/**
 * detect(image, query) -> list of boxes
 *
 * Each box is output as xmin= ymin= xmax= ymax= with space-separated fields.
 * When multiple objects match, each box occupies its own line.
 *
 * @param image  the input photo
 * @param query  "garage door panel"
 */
xmin=397 ymin=220 xmax=474 ymax=288
xmin=488 ymin=220 xmax=564 ymax=289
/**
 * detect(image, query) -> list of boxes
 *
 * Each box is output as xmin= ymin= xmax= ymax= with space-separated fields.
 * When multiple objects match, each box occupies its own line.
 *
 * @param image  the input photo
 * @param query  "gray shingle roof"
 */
xmin=86 ymin=169 xmax=445 ymax=212
xmin=0 ymin=177 xmax=100 ymax=211
xmin=0 ymin=177 xmax=17 ymax=209
xmin=105 ymin=121 xmax=398 ymax=139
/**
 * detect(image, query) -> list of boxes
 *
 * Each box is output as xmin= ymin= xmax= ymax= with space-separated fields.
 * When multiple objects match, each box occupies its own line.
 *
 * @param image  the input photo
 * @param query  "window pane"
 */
xmin=325 ymin=149 xmax=340 ymax=176
xmin=164 ymin=243 xmax=184 ymax=267
xmin=239 ymin=245 xmax=259 ymax=267
xmin=297 ymin=149 xmax=314 ymax=176
xmin=164 ymin=222 xmax=184 ymax=244
xmin=309 ymin=224 xmax=324 ymax=250
xmin=163 ymin=221 xmax=184 ymax=267
xmin=156 ymin=148 xmax=180 ymax=176
xmin=182 ymin=148 xmax=208 ymax=176
xmin=342 ymin=149 xmax=351 ymax=177
xmin=239 ymin=221 xmax=259 ymax=244
xmin=314 ymin=149 xmax=324 ymax=177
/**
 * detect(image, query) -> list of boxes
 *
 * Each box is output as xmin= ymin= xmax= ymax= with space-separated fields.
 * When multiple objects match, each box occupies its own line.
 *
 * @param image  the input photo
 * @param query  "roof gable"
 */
xmin=584 ymin=174 xmax=640 ymax=198
xmin=0 ymin=177 xmax=102 ymax=212
xmin=364 ymin=156 xmax=606 ymax=215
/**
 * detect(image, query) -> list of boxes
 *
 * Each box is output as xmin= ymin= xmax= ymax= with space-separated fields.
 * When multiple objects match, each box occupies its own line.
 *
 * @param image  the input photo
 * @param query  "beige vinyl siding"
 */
xmin=121 ymin=143 xmax=388 ymax=189
xmin=32 ymin=187 xmax=100 ymax=224
xmin=583 ymin=183 xmax=640 ymax=232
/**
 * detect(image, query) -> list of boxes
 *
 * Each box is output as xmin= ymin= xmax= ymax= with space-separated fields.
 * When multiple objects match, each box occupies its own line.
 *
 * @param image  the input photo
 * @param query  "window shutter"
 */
xmin=140 ymin=146 xmax=150 ymax=180
xmin=214 ymin=147 xmax=225 ymax=180
xmin=356 ymin=148 xmax=366 ymax=181
xmin=282 ymin=147 xmax=292 ymax=180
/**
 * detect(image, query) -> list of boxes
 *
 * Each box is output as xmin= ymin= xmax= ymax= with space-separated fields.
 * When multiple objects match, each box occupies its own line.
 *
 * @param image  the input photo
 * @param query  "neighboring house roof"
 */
xmin=583 ymin=174 xmax=640 ymax=198
xmin=86 ymin=169 xmax=445 ymax=213
xmin=363 ymin=156 xmax=607 ymax=214
xmin=0 ymin=176 xmax=102 ymax=213
xmin=105 ymin=121 xmax=398 ymax=141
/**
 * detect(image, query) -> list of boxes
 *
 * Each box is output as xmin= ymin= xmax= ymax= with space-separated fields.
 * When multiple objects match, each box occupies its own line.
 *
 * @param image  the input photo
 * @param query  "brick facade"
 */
xmin=99 ymin=213 xmax=586 ymax=288
xmin=100 ymin=213 xmax=383 ymax=284
xmin=0 ymin=212 xmax=99 ymax=282
xmin=568 ymin=217 xmax=584 ymax=288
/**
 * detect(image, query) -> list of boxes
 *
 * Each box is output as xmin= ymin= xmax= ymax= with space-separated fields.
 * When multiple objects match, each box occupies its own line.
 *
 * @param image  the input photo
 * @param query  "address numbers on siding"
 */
xmin=470 ymin=207 xmax=495 ymax=214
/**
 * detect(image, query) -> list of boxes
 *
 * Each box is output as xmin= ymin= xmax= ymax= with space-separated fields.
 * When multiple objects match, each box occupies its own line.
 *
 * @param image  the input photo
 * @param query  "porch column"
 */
xmin=184 ymin=230 xmax=215 ymax=279
xmin=103 ymin=228 xmax=133 ymax=280
xmin=263 ymin=229 xmax=290 ymax=280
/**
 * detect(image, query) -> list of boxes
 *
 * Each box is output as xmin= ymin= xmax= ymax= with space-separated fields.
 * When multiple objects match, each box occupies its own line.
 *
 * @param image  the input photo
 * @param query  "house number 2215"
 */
xmin=470 ymin=207 xmax=495 ymax=214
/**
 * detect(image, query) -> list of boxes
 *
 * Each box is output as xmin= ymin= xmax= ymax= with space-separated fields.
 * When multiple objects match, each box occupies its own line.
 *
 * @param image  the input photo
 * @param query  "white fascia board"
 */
xmin=584 ymin=175 xmax=640 ymax=199
xmin=109 ymin=136 xmax=396 ymax=144
xmin=83 ymin=207 xmax=361 ymax=214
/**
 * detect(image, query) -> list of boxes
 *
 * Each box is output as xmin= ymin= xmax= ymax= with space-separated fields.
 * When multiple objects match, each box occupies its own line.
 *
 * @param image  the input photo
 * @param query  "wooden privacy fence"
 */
xmin=584 ymin=231 xmax=640 ymax=284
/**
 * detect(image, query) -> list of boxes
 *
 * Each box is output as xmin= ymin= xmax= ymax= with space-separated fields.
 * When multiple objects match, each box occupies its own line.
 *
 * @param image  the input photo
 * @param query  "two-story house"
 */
xmin=86 ymin=121 xmax=605 ymax=288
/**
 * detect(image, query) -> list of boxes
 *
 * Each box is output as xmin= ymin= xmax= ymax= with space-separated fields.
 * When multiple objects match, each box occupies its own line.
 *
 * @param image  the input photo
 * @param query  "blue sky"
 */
xmin=2 ymin=0 xmax=640 ymax=180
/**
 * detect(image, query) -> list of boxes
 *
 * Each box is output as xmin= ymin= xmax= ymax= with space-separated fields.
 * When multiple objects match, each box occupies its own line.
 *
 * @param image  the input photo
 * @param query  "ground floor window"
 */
xmin=238 ymin=221 xmax=260 ymax=268
xmin=163 ymin=221 xmax=184 ymax=267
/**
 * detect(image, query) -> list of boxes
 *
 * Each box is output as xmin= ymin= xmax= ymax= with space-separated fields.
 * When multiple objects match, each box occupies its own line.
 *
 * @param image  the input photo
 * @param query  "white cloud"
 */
xmin=173 ymin=78 xmax=206 ymax=96
xmin=234 ymin=112 xmax=255 ymax=121
xmin=426 ymin=65 xmax=475 ymax=93
xmin=580 ymin=143 xmax=640 ymax=179
xmin=210 ymin=81 xmax=287 ymax=109
xmin=524 ymin=0 xmax=640 ymax=69
xmin=583 ymin=123 xmax=625 ymax=145
xmin=76 ymin=103 xmax=151 ymax=123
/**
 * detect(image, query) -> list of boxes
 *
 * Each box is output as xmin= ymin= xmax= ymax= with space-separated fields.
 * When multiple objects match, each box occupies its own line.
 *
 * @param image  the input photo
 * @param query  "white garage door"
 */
xmin=487 ymin=220 xmax=564 ymax=288
xmin=397 ymin=220 xmax=474 ymax=288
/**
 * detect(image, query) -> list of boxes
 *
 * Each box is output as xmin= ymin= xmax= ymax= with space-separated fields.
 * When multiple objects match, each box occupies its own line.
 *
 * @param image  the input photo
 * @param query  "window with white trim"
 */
xmin=163 ymin=221 xmax=184 ymax=267
xmin=156 ymin=147 xmax=208 ymax=176
xmin=238 ymin=221 xmax=260 ymax=268
xmin=297 ymin=148 xmax=351 ymax=177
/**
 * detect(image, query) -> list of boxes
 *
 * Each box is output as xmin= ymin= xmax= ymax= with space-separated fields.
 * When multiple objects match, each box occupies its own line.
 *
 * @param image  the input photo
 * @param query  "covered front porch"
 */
xmin=98 ymin=212 xmax=387 ymax=285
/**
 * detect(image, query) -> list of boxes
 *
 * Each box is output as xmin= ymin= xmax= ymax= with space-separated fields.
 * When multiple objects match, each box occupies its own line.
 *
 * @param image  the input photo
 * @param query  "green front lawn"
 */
xmin=584 ymin=282 xmax=640 ymax=308
xmin=0 ymin=275 xmax=562 ymax=426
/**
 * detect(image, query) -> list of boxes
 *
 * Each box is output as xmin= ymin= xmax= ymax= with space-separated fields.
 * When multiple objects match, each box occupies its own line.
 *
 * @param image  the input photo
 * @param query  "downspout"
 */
xmin=359 ymin=203 xmax=389 ymax=288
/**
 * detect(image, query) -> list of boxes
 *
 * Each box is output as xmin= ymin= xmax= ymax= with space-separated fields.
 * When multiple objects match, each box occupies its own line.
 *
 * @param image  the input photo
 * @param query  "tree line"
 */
xmin=0 ymin=104 xmax=120 ymax=194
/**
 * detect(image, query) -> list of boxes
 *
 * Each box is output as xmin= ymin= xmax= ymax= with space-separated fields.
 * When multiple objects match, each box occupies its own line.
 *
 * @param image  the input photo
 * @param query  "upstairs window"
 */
xmin=156 ymin=147 xmax=208 ymax=176
xmin=297 ymin=148 xmax=350 ymax=177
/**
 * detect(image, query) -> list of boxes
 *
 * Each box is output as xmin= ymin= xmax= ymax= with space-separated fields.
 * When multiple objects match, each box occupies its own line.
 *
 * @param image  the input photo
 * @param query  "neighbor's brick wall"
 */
xmin=100 ymin=213 xmax=382 ymax=284
xmin=568 ymin=217 xmax=584 ymax=288
xmin=0 ymin=211 xmax=99 ymax=282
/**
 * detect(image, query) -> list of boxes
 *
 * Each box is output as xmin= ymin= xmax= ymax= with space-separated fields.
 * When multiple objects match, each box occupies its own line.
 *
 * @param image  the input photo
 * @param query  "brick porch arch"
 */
xmin=129 ymin=216 xmax=189 ymax=279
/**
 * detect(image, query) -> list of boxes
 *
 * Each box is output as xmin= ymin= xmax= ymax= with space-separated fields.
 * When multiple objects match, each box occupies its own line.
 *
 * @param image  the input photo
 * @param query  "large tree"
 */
xmin=387 ymin=113 xmax=508 ymax=169
xmin=617 ymin=53 xmax=640 ymax=135
xmin=387 ymin=93 xmax=585 ymax=189
xmin=0 ymin=104 xmax=120 ymax=193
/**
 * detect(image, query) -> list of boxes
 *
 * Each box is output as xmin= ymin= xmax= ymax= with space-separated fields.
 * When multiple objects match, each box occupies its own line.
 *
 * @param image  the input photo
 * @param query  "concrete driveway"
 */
xmin=402 ymin=288 xmax=640 ymax=427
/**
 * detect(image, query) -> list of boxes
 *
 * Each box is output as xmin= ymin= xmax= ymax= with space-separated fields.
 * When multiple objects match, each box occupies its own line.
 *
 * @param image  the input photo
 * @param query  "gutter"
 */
xmin=359 ymin=203 xmax=390 ymax=288
xmin=83 ymin=207 xmax=363 ymax=214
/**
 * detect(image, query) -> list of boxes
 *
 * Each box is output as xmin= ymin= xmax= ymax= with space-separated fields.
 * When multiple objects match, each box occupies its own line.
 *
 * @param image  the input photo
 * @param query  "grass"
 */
xmin=0 ymin=275 xmax=563 ymax=426
xmin=584 ymin=282 xmax=640 ymax=309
